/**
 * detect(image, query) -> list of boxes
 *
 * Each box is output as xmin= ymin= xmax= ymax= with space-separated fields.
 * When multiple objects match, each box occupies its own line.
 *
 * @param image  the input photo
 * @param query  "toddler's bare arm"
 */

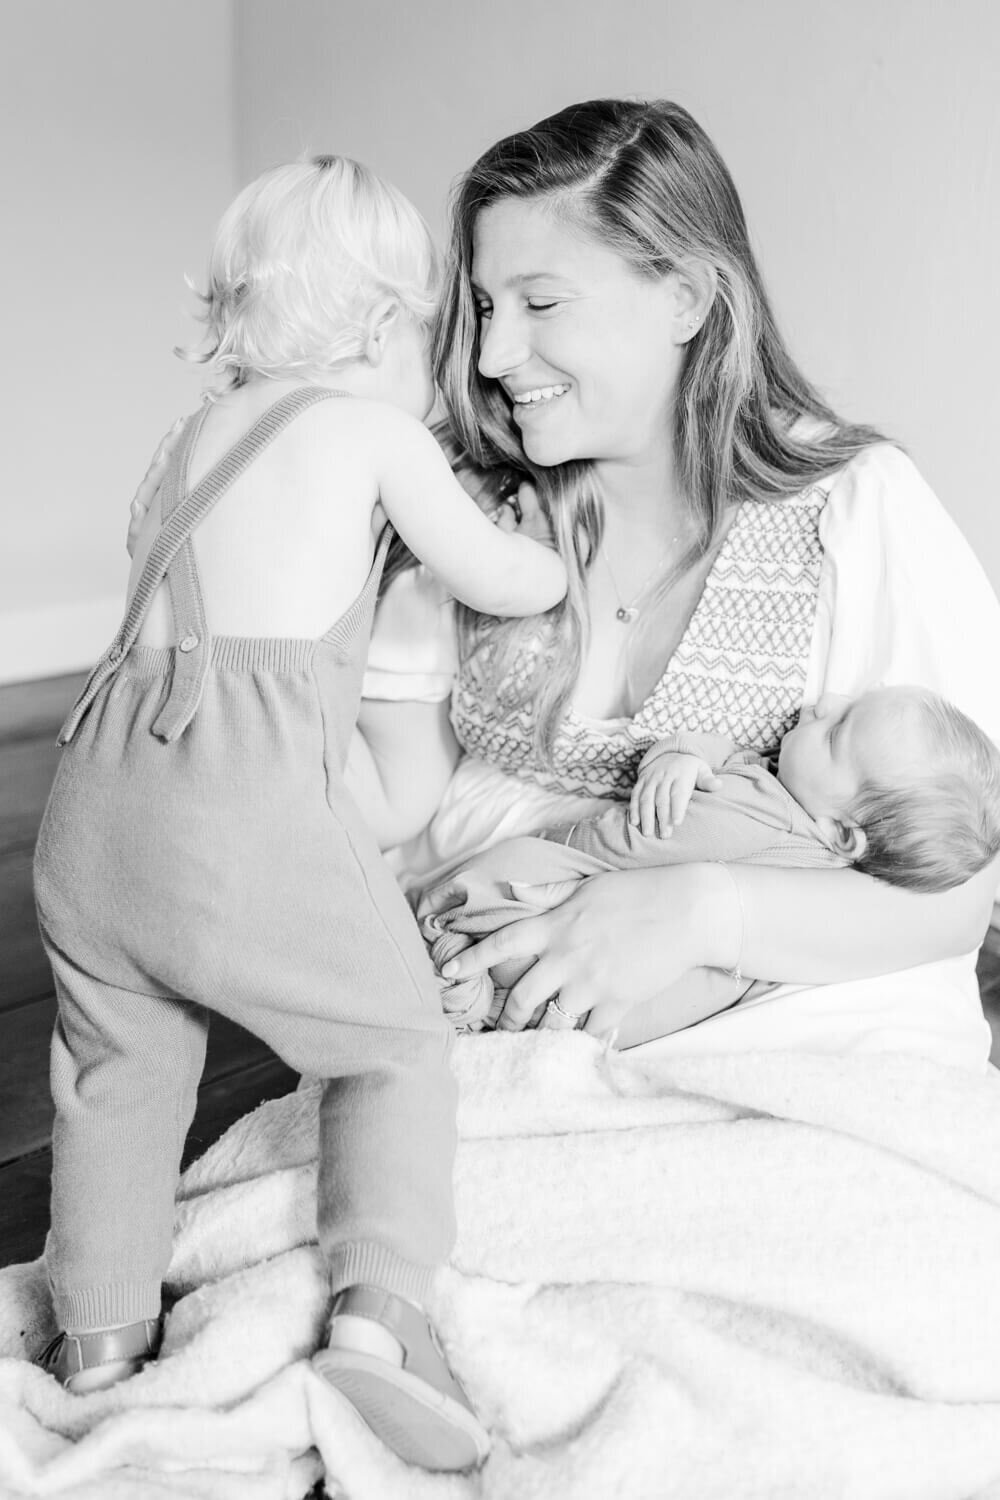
xmin=371 ymin=405 xmax=567 ymax=616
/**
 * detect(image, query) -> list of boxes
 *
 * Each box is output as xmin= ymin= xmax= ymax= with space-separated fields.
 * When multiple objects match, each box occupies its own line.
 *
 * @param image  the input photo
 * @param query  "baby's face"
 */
xmin=777 ymin=688 xmax=917 ymax=820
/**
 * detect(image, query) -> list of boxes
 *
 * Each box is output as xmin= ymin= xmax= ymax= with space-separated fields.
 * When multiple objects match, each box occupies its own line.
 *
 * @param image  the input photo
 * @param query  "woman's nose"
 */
xmin=477 ymin=310 xmax=530 ymax=380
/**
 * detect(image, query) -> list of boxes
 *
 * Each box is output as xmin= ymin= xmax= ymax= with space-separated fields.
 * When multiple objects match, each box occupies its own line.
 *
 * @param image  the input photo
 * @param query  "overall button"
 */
xmin=178 ymin=634 xmax=199 ymax=653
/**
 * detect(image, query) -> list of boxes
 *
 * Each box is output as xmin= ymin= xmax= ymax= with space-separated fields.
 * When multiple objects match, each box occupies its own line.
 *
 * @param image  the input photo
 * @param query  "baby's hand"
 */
xmin=629 ymin=745 xmax=722 ymax=838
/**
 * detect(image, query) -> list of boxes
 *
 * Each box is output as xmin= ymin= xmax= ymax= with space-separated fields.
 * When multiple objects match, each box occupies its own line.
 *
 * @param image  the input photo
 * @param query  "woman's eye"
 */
xmin=527 ymin=300 xmax=560 ymax=313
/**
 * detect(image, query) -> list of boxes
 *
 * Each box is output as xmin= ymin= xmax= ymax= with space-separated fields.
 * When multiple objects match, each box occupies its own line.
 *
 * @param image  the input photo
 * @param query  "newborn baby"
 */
xmin=416 ymin=685 xmax=1000 ymax=1036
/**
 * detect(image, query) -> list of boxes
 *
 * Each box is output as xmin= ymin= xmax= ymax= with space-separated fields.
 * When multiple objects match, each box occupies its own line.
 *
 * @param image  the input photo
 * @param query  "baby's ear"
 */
xmin=816 ymin=816 xmax=868 ymax=863
xmin=362 ymin=298 xmax=400 ymax=364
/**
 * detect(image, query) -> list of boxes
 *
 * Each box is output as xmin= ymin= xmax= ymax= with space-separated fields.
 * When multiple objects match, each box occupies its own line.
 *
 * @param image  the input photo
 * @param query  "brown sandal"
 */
xmin=313 ymin=1286 xmax=489 ymax=1471
xmin=39 ymin=1317 xmax=163 ymax=1394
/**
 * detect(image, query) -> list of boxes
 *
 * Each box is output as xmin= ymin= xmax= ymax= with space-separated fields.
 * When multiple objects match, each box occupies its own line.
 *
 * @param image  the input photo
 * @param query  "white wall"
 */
xmin=0 ymin=0 xmax=236 ymax=683
xmin=5 ymin=0 xmax=996 ymax=686
xmin=235 ymin=0 xmax=1000 ymax=587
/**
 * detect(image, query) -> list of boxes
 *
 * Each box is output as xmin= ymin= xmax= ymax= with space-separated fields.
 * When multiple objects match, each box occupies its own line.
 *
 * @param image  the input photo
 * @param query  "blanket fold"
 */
xmin=3 ymin=1039 xmax=1000 ymax=1500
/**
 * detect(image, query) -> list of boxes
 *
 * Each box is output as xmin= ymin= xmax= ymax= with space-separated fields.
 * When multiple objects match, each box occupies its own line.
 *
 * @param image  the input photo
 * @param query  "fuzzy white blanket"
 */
xmin=3 ymin=1037 xmax=1000 ymax=1500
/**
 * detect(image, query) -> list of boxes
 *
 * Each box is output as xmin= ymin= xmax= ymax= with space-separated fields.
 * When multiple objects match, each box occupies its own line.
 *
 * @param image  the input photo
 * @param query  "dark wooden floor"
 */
xmin=3 ymin=672 xmax=1000 ymax=1275
xmin=0 ymin=672 xmax=298 ymax=1267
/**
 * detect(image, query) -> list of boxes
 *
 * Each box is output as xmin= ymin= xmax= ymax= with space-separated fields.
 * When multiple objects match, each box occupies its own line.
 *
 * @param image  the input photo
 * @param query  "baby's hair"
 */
xmin=850 ymin=690 xmax=1000 ymax=892
xmin=179 ymin=155 xmax=439 ymax=392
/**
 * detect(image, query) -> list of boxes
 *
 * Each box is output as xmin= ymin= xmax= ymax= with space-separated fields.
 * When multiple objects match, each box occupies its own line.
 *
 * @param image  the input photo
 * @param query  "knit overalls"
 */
xmin=34 ymin=388 xmax=457 ymax=1334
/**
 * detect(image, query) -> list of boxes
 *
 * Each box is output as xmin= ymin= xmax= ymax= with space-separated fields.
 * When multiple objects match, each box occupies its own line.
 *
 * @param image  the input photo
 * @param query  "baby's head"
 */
xmin=777 ymin=686 xmax=1000 ymax=891
xmin=184 ymin=155 xmax=439 ymax=411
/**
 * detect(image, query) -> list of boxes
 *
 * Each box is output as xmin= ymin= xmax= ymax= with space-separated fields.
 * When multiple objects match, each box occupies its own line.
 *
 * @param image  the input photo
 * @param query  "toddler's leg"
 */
xmin=45 ymin=941 xmax=207 ymax=1337
xmin=246 ymin=986 xmax=485 ymax=1469
xmin=312 ymin=1032 xmax=489 ymax=1469
xmin=317 ymin=1034 xmax=457 ymax=1304
xmin=215 ymin=781 xmax=486 ymax=1468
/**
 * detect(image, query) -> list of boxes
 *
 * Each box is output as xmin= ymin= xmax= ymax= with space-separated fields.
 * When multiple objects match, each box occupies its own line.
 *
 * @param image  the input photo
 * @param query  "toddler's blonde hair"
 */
xmin=181 ymin=155 xmax=438 ymax=392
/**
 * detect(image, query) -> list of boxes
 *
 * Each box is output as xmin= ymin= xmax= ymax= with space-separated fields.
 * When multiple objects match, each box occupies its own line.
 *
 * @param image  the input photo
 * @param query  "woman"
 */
xmin=133 ymin=98 xmax=1000 ymax=1065
xmin=360 ymin=97 xmax=1000 ymax=1065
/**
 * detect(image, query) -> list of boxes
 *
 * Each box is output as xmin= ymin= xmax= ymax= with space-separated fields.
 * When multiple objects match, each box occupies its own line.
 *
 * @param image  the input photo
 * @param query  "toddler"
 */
xmin=33 ymin=155 xmax=567 ymax=1471
xmin=418 ymin=685 xmax=1000 ymax=1039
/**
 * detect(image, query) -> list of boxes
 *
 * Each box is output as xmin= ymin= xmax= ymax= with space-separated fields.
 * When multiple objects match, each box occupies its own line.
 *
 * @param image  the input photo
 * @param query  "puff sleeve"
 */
xmin=804 ymin=444 xmax=1000 ymax=747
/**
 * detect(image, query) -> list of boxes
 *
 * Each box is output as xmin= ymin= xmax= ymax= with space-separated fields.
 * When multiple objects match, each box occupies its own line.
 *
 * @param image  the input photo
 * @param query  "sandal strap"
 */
xmin=330 ymin=1287 xmax=472 ymax=1408
xmin=43 ymin=1318 xmax=162 ymax=1378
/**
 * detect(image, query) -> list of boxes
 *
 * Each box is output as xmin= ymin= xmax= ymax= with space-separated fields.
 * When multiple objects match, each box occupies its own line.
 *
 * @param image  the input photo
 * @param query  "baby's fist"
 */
xmin=629 ymin=746 xmax=721 ymax=838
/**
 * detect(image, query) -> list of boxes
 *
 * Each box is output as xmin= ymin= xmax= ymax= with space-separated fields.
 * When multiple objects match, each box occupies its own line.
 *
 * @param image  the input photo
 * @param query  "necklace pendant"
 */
xmin=615 ymin=605 xmax=639 ymax=623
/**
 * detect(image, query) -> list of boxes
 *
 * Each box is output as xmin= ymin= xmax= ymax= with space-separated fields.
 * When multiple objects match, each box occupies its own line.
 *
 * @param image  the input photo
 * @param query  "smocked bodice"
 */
xmin=451 ymin=486 xmax=829 ymax=798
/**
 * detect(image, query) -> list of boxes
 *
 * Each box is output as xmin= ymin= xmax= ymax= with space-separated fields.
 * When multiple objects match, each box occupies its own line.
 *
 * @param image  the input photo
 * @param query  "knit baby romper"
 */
xmin=34 ymin=387 xmax=457 ymax=1334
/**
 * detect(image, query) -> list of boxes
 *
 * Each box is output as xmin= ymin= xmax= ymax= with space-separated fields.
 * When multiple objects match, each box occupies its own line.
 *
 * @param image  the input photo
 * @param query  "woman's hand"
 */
xmin=436 ymin=863 xmax=737 ymax=1036
xmin=126 ymin=417 xmax=187 ymax=555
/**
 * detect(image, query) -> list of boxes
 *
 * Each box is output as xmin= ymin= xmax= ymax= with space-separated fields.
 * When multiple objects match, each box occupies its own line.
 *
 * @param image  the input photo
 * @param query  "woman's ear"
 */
xmin=362 ymin=298 xmax=400 ymax=366
xmin=816 ymin=815 xmax=868 ymax=864
xmin=672 ymin=264 xmax=718 ymax=345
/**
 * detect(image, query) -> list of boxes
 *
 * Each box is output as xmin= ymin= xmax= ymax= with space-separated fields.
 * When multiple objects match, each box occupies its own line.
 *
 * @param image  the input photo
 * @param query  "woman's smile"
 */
xmin=508 ymin=382 xmax=572 ymax=422
xmin=509 ymin=383 xmax=571 ymax=406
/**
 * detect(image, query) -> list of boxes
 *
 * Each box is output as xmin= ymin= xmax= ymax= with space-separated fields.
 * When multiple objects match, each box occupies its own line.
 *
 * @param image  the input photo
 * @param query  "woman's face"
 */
xmin=471 ymin=197 xmax=688 ymax=470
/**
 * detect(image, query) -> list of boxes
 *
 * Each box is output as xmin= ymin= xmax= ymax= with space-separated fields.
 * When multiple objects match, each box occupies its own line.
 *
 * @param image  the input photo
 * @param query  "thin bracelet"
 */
xmin=715 ymin=863 xmax=745 ymax=985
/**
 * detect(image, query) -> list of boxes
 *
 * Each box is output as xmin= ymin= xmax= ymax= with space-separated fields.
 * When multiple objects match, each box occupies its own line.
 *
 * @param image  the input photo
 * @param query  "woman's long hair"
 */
xmin=433 ymin=99 xmax=885 ymax=758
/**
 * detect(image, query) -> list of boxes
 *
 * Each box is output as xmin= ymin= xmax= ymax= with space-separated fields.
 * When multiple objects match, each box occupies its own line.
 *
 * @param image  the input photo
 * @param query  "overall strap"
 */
xmin=59 ymin=386 xmax=347 ymax=745
xmin=148 ymin=403 xmax=218 ymax=741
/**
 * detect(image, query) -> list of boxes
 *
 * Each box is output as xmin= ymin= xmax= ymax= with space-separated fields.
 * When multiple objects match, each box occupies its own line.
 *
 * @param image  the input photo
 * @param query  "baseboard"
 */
xmin=0 ymin=598 xmax=120 ymax=686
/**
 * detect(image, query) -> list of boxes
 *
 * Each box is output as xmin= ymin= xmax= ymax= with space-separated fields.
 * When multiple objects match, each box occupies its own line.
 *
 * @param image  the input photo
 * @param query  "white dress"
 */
xmin=364 ymin=445 xmax=1000 ymax=1071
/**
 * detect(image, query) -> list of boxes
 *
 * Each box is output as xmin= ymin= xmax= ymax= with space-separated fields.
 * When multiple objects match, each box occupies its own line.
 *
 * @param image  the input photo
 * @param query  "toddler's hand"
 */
xmin=126 ymin=417 xmax=186 ymax=556
xmin=629 ymin=747 xmax=722 ymax=838
xmin=492 ymin=481 xmax=556 ymax=549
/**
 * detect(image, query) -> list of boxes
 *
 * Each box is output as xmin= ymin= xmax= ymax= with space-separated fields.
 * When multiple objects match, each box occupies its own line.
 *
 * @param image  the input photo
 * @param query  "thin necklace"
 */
xmin=601 ymin=533 xmax=684 ymax=624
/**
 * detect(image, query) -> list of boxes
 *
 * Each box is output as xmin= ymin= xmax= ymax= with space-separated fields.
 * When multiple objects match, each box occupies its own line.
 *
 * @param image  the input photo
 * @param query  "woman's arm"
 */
xmin=612 ymin=967 xmax=751 ymax=1048
xmin=731 ymin=858 xmax=997 ymax=984
xmin=346 ymin=697 xmax=460 ymax=850
xmin=438 ymin=857 xmax=999 ymax=1036
xmin=126 ymin=418 xmax=187 ymax=554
